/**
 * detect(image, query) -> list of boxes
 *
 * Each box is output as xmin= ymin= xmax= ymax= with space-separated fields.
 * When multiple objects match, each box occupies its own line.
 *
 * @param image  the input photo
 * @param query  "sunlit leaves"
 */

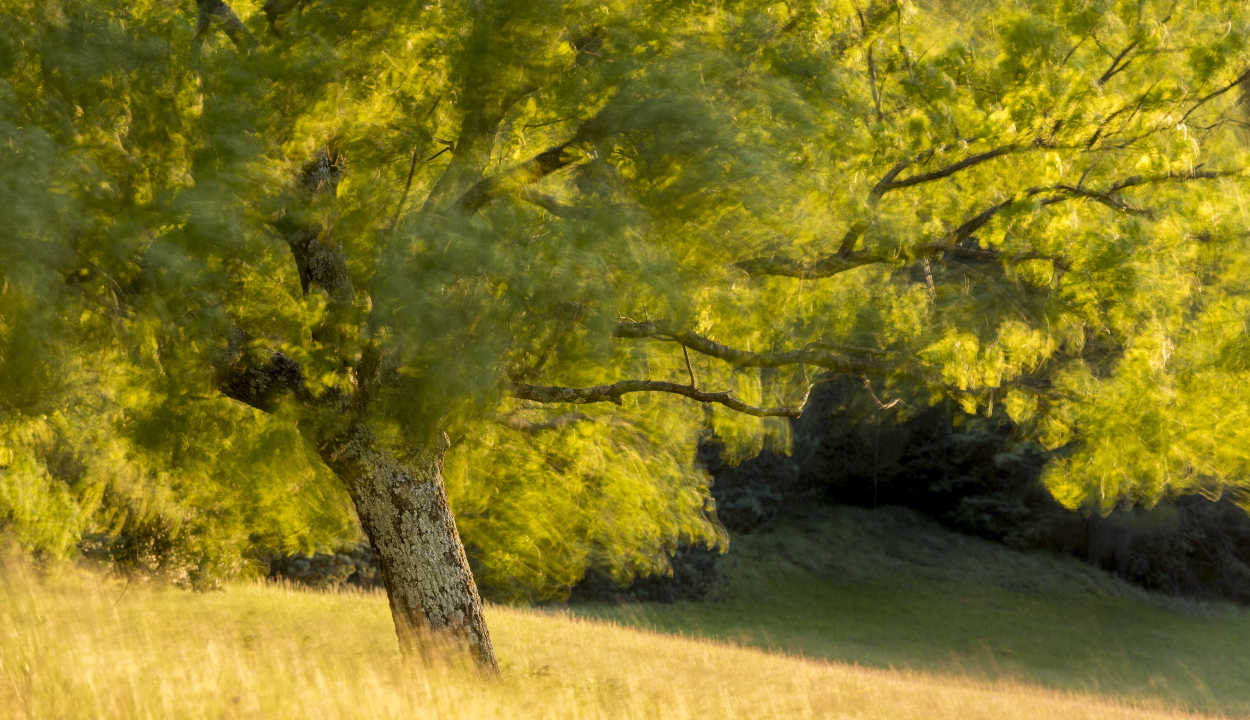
xmin=4 ymin=0 xmax=1250 ymax=594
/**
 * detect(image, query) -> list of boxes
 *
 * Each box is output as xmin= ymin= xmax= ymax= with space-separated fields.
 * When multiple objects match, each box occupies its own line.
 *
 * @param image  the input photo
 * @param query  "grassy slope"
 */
xmin=573 ymin=504 xmax=1250 ymax=716
xmin=0 ymin=556 xmax=1215 ymax=720
xmin=3 ymin=507 xmax=1249 ymax=718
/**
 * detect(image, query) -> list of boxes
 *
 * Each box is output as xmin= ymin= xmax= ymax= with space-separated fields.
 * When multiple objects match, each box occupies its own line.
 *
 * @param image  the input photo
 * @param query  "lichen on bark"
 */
xmin=322 ymin=422 xmax=498 ymax=670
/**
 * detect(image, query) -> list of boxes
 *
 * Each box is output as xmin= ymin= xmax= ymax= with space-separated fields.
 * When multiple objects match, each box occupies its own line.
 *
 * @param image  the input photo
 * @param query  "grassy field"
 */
xmin=576 ymin=505 xmax=1250 ymax=716
xmin=2 ymin=506 xmax=1249 ymax=719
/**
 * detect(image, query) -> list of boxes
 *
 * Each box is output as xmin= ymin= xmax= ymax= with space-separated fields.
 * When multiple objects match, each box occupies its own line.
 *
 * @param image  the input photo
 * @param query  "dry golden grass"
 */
xmin=0 ymin=556 xmax=1220 ymax=720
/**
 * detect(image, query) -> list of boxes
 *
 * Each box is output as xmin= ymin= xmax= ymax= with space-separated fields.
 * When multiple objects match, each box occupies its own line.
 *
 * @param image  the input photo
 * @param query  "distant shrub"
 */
xmin=265 ymin=544 xmax=383 ymax=591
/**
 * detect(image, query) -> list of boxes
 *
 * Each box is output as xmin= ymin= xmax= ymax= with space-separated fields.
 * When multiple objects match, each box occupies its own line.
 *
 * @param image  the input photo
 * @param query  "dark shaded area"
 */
xmin=797 ymin=378 xmax=1084 ymax=553
xmin=807 ymin=378 xmax=1250 ymax=603
xmin=575 ymin=377 xmax=1250 ymax=605
xmin=1084 ymin=498 xmax=1250 ymax=601
xmin=569 ymin=546 xmax=720 ymax=603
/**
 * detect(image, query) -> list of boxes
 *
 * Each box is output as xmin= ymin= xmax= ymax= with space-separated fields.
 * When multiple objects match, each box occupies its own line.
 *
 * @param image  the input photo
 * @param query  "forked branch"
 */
xmin=736 ymin=168 xmax=1236 ymax=280
xmin=1181 ymin=70 xmax=1250 ymax=125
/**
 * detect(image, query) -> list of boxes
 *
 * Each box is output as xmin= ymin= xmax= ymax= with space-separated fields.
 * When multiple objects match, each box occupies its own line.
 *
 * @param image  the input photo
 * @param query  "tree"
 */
xmin=3 ymin=0 xmax=1250 ymax=671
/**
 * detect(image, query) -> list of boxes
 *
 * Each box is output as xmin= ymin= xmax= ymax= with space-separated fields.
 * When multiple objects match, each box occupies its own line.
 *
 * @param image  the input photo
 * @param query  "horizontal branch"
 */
xmin=612 ymin=320 xmax=887 ymax=373
xmin=1105 ymin=168 xmax=1237 ymax=192
xmin=943 ymin=169 xmax=1235 ymax=244
xmin=1051 ymin=184 xmax=1150 ymax=216
xmin=913 ymin=242 xmax=1069 ymax=271
xmin=511 ymin=380 xmax=812 ymax=418
xmin=734 ymin=251 xmax=888 ymax=280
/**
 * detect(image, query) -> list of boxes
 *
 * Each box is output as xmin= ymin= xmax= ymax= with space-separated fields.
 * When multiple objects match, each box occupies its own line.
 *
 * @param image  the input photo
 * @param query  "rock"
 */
xmin=266 ymin=542 xmax=384 ymax=590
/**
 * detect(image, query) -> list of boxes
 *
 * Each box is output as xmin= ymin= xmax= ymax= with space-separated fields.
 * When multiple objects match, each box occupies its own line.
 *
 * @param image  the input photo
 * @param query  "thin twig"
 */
xmin=682 ymin=345 xmax=698 ymax=390
xmin=861 ymin=376 xmax=905 ymax=412
xmin=387 ymin=147 xmax=422 ymax=238
xmin=112 ymin=578 xmax=131 ymax=609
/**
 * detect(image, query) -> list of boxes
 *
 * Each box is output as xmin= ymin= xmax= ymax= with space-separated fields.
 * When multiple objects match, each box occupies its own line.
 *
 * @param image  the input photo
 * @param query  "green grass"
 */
xmin=3 ymin=554 xmax=1206 ymax=720
xmin=570 ymin=504 xmax=1250 ymax=716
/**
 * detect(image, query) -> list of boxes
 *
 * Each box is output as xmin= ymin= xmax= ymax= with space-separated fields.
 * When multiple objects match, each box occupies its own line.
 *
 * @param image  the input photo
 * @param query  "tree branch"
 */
xmin=822 ymin=139 xmax=1045 ymax=261
xmin=872 ymin=143 xmax=1024 ymax=198
xmin=450 ymin=113 xmax=605 ymax=215
xmin=1057 ymin=184 xmax=1152 ymax=215
xmin=681 ymin=344 xmax=698 ymax=389
xmin=215 ymin=330 xmax=314 ymax=413
xmin=736 ymin=169 xmax=1236 ymax=280
xmin=510 ymin=380 xmax=813 ymax=418
xmin=191 ymin=0 xmax=256 ymax=61
xmin=518 ymin=188 xmax=593 ymax=219
xmin=261 ymin=0 xmax=306 ymax=35
xmin=1105 ymin=167 xmax=1237 ymax=193
xmin=866 ymin=42 xmax=883 ymax=123
xmin=612 ymin=320 xmax=888 ymax=373
xmin=735 ymin=251 xmax=888 ymax=280
xmin=1181 ymin=70 xmax=1250 ymax=125
xmin=1097 ymin=41 xmax=1139 ymax=85
xmin=271 ymin=148 xmax=355 ymax=305
xmin=836 ymin=220 xmax=869 ymax=256
xmin=1082 ymin=92 xmax=1151 ymax=149
xmin=942 ymin=185 xmax=1067 ymax=245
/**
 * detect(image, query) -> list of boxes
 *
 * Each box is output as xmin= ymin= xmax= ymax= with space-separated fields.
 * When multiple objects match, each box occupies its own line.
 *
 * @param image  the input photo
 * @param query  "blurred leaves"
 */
xmin=2 ymin=0 xmax=1250 ymax=593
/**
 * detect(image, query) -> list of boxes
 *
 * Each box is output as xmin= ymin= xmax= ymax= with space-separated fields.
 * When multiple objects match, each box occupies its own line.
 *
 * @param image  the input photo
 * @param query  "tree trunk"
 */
xmin=321 ymin=422 xmax=498 ymax=671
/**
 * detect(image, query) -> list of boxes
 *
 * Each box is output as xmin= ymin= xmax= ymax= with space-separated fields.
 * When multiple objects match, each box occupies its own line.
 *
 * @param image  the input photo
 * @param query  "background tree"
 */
xmin=3 ymin=0 xmax=1250 ymax=670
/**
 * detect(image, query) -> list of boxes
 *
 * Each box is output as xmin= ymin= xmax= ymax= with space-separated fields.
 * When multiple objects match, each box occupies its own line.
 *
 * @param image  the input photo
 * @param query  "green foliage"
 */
xmin=445 ymin=398 xmax=722 ymax=602
xmin=2 ymin=0 xmax=1250 ymax=593
xmin=0 ymin=401 xmax=360 ymax=585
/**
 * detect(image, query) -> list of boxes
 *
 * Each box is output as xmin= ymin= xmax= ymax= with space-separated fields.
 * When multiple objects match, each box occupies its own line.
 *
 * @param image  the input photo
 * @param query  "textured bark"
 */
xmin=278 ymin=147 xmax=355 ymax=306
xmin=321 ymin=423 xmax=498 ymax=671
xmin=216 ymin=330 xmax=314 ymax=413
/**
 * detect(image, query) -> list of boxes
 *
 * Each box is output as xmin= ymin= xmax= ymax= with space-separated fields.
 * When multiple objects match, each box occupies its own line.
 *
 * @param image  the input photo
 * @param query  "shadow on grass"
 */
xmin=564 ymin=505 xmax=1250 ymax=717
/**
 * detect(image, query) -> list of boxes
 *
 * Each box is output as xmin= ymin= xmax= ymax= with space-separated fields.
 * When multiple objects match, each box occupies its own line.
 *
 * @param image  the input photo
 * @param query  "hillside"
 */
xmin=6 ymin=506 xmax=1250 ymax=718
xmin=0 ymin=560 xmax=1216 ymax=720
xmin=575 ymin=504 xmax=1250 ymax=715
